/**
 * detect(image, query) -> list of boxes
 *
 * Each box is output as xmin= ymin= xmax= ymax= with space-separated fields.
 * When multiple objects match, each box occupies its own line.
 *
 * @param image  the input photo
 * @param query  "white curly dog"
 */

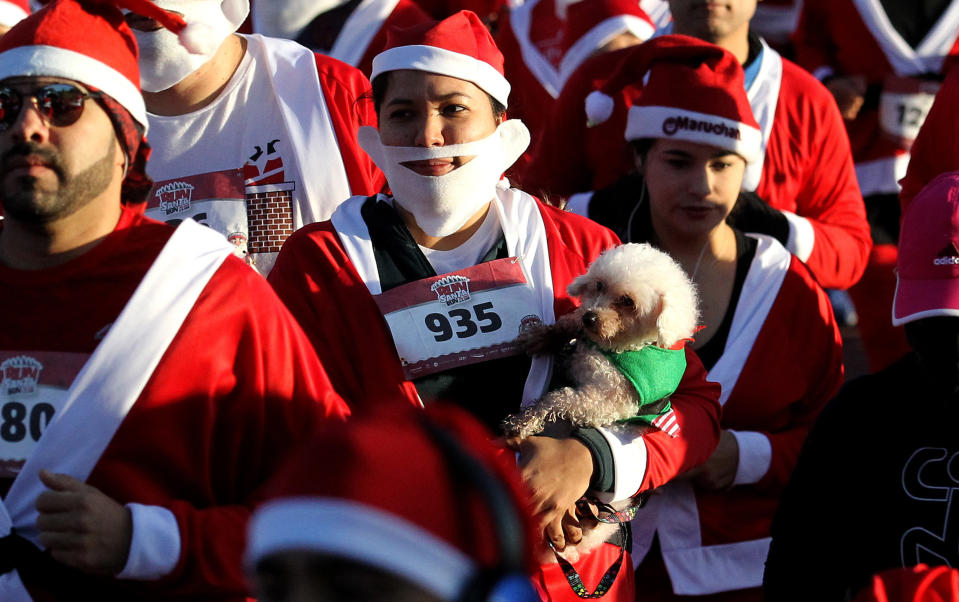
xmin=503 ymin=242 xmax=700 ymax=440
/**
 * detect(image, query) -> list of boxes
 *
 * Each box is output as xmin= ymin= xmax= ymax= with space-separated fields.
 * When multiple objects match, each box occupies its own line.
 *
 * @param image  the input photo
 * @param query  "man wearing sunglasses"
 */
xmin=0 ymin=1 xmax=349 ymax=599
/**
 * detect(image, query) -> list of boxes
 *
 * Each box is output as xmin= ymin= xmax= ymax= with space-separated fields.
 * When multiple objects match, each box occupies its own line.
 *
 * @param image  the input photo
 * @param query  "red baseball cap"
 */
xmin=893 ymin=170 xmax=959 ymax=325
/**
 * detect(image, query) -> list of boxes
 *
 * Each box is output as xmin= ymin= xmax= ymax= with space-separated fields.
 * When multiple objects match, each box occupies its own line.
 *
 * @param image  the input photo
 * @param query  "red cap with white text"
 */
xmin=893 ymin=170 xmax=959 ymax=325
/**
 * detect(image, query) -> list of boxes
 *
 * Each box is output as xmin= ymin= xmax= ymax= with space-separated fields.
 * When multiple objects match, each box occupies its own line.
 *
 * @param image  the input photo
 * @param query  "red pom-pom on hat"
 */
xmin=371 ymin=10 xmax=511 ymax=107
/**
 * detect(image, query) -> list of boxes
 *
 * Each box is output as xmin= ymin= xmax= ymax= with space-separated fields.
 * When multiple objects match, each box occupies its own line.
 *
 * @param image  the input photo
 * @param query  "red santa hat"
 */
xmin=246 ymin=404 xmax=538 ymax=600
xmin=584 ymin=34 xmax=762 ymax=163
xmin=558 ymin=0 xmax=655 ymax=86
xmin=0 ymin=0 xmax=29 ymax=27
xmin=0 ymin=0 xmax=154 ymax=128
xmin=893 ymin=170 xmax=959 ymax=325
xmin=371 ymin=10 xmax=511 ymax=108
xmin=852 ymin=564 xmax=959 ymax=602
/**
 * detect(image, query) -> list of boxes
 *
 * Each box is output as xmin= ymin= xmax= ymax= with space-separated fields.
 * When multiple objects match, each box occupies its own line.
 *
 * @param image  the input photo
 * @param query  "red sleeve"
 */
xmin=173 ymin=266 xmax=348 ymax=596
xmin=786 ymin=67 xmax=872 ymax=289
xmin=314 ymin=54 xmax=387 ymax=197
xmin=88 ymin=258 xmax=349 ymax=598
xmin=899 ymin=67 xmax=959 ymax=209
xmin=638 ymin=347 xmax=722 ymax=493
xmin=267 ymin=224 xmax=364 ymax=402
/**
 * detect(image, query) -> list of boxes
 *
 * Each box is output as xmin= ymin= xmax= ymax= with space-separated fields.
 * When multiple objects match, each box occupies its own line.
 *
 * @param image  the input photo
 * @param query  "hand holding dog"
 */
xmin=510 ymin=435 xmax=593 ymax=550
xmin=686 ymin=430 xmax=739 ymax=491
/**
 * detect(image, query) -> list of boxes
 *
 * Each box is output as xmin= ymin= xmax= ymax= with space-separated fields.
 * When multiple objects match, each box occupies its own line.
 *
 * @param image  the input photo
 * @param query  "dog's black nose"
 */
xmin=582 ymin=311 xmax=598 ymax=328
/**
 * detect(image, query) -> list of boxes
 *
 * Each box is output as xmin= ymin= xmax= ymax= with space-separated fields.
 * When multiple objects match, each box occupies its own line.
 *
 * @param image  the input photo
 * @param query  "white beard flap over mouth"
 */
xmin=357 ymin=119 xmax=531 ymax=238
xmin=133 ymin=0 xmax=238 ymax=93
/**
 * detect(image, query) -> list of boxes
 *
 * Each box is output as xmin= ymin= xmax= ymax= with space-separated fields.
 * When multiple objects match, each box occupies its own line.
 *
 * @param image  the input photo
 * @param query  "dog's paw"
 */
xmin=515 ymin=323 xmax=559 ymax=355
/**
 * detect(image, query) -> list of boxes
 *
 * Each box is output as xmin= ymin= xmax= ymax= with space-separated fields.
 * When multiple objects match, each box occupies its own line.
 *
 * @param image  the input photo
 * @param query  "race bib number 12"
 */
xmin=374 ymin=258 xmax=544 ymax=379
xmin=879 ymin=75 xmax=940 ymax=148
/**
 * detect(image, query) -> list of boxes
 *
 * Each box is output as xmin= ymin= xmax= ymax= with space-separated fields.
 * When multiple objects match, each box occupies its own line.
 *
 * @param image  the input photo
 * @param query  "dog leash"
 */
xmin=548 ymin=496 xmax=647 ymax=598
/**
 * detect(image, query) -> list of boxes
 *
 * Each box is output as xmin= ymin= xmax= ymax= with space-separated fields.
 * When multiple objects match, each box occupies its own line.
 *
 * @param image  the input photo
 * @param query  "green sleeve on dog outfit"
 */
xmin=601 ymin=346 xmax=687 ymax=423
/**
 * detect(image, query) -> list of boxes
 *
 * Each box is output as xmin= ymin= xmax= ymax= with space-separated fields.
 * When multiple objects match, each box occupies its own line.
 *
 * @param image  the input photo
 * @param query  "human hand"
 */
xmin=508 ymin=436 xmax=593 ymax=549
xmin=824 ymin=74 xmax=867 ymax=120
xmin=35 ymin=470 xmax=132 ymax=575
xmin=685 ymin=430 xmax=739 ymax=492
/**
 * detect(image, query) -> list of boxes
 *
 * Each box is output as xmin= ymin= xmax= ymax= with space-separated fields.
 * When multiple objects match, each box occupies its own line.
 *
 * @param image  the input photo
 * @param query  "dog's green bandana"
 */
xmin=600 ymin=345 xmax=687 ymax=423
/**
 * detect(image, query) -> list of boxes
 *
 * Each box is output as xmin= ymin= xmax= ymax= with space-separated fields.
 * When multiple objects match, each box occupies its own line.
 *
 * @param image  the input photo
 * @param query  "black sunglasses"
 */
xmin=0 ymin=83 xmax=102 ymax=131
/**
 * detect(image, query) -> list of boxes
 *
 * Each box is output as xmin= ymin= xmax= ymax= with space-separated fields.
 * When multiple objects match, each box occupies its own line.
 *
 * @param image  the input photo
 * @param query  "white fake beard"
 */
xmin=133 ymin=0 xmax=236 ymax=92
xmin=357 ymin=120 xmax=531 ymax=238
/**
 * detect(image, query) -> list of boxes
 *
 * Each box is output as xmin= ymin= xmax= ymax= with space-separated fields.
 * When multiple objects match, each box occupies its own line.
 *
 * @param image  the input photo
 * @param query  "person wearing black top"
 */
xmin=764 ymin=170 xmax=959 ymax=601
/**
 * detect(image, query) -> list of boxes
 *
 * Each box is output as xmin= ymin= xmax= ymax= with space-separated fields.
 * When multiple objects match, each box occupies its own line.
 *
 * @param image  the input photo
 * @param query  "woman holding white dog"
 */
xmin=267 ymin=13 xmax=723 ymax=601
xmin=571 ymin=36 xmax=845 ymax=601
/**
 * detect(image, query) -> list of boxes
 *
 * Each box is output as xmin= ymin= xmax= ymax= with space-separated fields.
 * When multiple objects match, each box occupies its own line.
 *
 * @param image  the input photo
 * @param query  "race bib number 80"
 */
xmin=374 ymin=258 xmax=543 ymax=379
xmin=0 ymin=351 xmax=83 ymax=478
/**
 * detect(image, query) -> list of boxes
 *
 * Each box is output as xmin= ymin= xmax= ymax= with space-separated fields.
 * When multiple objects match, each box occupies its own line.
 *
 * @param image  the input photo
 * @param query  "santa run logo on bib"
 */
xmin=0 ymin=351 xmax=85 ymax=478
xmin=148 ymin=148 xmax=298 ymax=275
xmin=431 ymin=275 xmax=472 ymax=306
xmin=373 ymin=258 xmax=543 ymax=379
xmin=156 ymin=181 xmax=194 ymax=215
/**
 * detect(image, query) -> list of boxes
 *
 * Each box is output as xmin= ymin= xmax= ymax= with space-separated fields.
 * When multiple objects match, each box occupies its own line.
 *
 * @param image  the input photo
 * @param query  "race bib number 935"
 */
xmin=374 ymin=258 xmax=543 ymax=379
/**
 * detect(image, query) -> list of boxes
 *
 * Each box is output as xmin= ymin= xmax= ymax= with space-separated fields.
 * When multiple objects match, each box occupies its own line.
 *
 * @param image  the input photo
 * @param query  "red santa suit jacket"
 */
xmin=0 ymin=208 xmax=348 ymax=600
xmin=793 ymin=0 xmax=959 ymax=197
xmin=269 ymin=190 xmax=721 ymax=497
xmin=522 ymin=39 xmax=870 ymax=290
xmin=631 ymin=234 xmax=844 ymax=595
xmin=899 ymin=65 xmax=959 ymax=208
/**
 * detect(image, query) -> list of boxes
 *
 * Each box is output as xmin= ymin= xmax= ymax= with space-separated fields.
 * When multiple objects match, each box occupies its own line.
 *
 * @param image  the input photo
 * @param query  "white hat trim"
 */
xmin=371 ymin=44 xmax=511 ymax=108
xmin=247 ymin=498 xmax=476 ymax=600
xmin=626 ymin=105 xmax=762 ymax=163
xmin=0 ymin=3 xmax=27 ymax=28
xmin=891 ymin=272 xmax=959 ymax=326
xmin=558 ymin=15 xmax=654 ymax=88
xmin=0 ymin=45 xmax=147 ymax=131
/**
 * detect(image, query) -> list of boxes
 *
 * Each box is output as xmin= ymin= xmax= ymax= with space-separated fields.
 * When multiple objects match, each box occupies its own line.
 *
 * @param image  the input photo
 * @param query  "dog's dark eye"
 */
xmin=595 ymin=281 xmax=605 ymax=292
xmin=618 ymin=295 xmax=634 ymax=308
